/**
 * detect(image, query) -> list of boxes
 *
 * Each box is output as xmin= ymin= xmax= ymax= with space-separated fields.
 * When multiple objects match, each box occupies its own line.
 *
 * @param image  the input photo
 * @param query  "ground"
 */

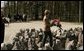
xmin=4 ymin=21 xmax=83 ymax=43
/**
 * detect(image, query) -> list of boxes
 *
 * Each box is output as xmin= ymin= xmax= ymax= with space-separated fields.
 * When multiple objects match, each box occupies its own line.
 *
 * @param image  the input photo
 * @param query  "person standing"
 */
xmin=0 ymin=14 xmax=5 ymax=44
xmin=42 ymin=10 xmax=52 ymax=47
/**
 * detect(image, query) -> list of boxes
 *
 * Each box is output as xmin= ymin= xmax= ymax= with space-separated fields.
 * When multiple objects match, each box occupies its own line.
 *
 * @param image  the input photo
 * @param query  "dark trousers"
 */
xmin=0 ymin=22 xmax=5 ymax=44
xmin=42 ymin=31 xmax=53 ymax=47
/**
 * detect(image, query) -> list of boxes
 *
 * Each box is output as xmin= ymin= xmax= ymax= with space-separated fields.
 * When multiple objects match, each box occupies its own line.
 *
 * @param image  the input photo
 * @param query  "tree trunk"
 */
xmin=79 ymin=1 xmax=81 ymax=23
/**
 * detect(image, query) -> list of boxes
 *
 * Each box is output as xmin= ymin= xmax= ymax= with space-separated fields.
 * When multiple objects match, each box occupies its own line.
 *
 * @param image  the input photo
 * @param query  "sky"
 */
xmin=1 ymin=1 xmax=4 ymax=8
